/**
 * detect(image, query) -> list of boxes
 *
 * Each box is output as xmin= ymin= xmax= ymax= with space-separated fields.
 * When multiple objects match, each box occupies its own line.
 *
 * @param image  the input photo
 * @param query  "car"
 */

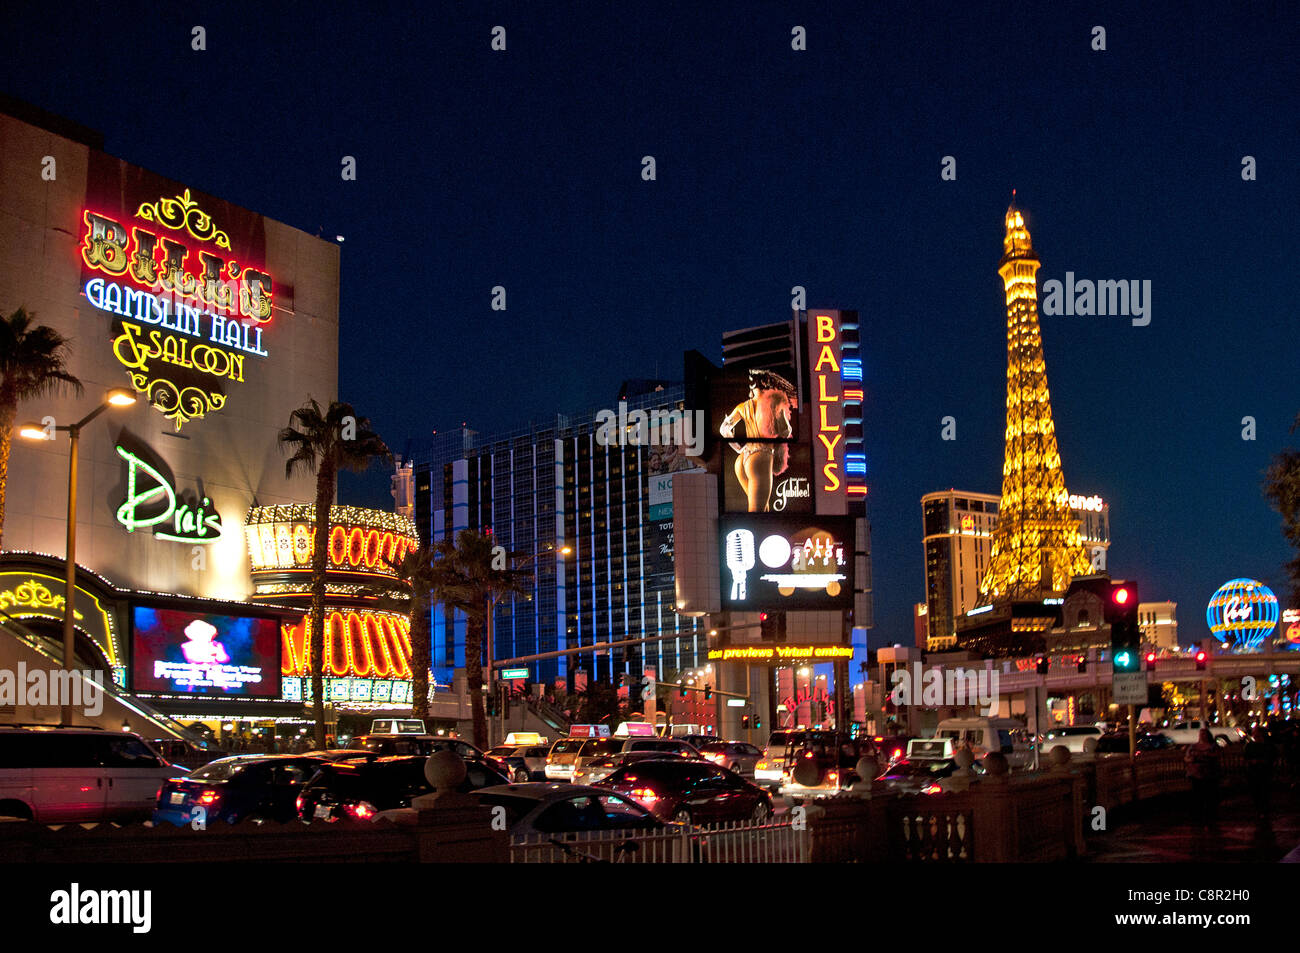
xmin=297 ymin=755 xmax=511 ymax=822
xmin=934 ymin=717 xmax=1035 ymax=769
xmin=596 ymin=758 xmax=773 ymax=826
xmin=0 ymin=726 xmax=182 ymax=824
xmin=471 ymin=783 xmax=668 ymax=838
xmin=349 ymin=734 xmax=512 ymax=775
xmin=546 ymin=736 xmax=702 ymax=781
xmin=573 ymin=750 xmax=685 ymax=786
xmin=676 ymin=733 xmax=722 ymax=750
xmin=1158 ymin=721 xmax=1246 ymax=746
xmin=487 ymin=745 xmax=536 ymax=783
xmin=154 ymin=754 xmax=326 ymax=825
xmin=755 ymin=730 xmax=875 ymax=794
xmin=300 ymin=749 xmax=377 ymax=763
xmin=1043 ymin=725 xmax=1103 ymax=754
xmin=1093 ymin=731 xmax=1178 ymax=755
xmin=869 ymin=735 xmax=913 ymax=766
xmin=874 ymin=754 xmax=986 ymax=795
xmin=696 ymin=740 xmax=763 ymax=778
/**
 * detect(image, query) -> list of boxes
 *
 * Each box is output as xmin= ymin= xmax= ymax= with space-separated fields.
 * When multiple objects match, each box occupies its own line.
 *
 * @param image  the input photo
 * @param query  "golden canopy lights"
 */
xmin=980 ymin=200 xmax=1091 ymax=601
xmin=245 ymin=504 xmax=420 ymax=687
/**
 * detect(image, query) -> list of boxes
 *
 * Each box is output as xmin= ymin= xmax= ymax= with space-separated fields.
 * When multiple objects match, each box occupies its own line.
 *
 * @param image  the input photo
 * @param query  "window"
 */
xmin=103 ymin=737 xmax=161 ymax=769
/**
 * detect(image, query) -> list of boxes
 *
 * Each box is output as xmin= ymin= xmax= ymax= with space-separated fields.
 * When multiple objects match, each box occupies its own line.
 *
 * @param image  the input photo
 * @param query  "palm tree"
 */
xmin=279 ymin=399 xmax=390 ymax=747
xmin=0 ymin=308 xmax=82 ymax=549
xmin=384 ymin=545 xmax=439 ymax=724
xmin=432 ymin=530 xmax=528 ymax=748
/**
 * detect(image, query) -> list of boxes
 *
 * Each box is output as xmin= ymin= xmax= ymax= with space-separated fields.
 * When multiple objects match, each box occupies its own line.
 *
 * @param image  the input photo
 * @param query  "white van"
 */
xmin=935 ymin=717 xmax=1035 ymax=769
xmin=0 ymin=726 xmax=182 ymax=823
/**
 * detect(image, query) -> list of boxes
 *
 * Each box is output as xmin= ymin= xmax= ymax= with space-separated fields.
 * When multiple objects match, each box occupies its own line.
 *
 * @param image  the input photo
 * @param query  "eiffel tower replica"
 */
xmin=957 ymin=197 xmax=1092 ymax=657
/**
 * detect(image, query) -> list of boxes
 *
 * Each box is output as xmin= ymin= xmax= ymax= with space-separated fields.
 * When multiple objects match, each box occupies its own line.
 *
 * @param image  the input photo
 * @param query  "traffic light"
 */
xmin=1145 ymin=651 xmax=1157 ymax=672
xmin=704 ymin=684 xmax=713 ymax=701
xmin=1108 ymin=580 xmax=1141 ymax=673
xmin=679 ymin=683 xmax=687 ymax=698
xmin=1076 ymin=656 xmax=1087 ymax=673
xmin=1195 ymin=650 xmax=1208 ymax=671
xmin=754 ymin=715 xmax=762 ymax=730
xmin=760 ymin=611 xmax=786 ymax=641
xmin=741 ymin=715 xmax=750 ymax=729
xmin=1035 ymin=656 xmax=1049 ymax=675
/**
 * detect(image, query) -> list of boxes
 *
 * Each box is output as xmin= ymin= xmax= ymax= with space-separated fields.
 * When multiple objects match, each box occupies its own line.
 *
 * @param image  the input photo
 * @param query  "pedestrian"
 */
xmin=1184 ymin=728 xmax=1221 ymax=829
xmin=1244 ymin=725 xmax=1277 ymax=821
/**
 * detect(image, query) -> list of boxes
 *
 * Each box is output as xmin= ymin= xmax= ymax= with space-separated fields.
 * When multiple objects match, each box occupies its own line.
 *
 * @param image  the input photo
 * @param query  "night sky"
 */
xmin=3 ymin=2 xmax=1297 ymax=650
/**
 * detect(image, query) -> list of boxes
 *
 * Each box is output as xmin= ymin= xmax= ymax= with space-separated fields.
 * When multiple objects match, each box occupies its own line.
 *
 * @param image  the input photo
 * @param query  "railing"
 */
xmin=524 ymin=695 xmax=571 ymax=735
xmin=510 ymin=817 xmax=809 ymax=863
xmin=0 ymin=611 xmax=207 ymax=747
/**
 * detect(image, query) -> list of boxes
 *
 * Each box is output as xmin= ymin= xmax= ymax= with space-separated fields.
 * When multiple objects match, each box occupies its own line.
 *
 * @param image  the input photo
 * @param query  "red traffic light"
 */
xmin=1112 ymin=586 xmax=1131 ymax=605
xmin=759 ymin=612 xmax=768 ymax=622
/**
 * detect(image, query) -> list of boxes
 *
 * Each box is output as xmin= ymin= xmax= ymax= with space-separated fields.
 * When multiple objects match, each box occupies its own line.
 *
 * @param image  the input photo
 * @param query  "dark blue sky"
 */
xmin=4 ymin=1 xmax=1297 ymax=649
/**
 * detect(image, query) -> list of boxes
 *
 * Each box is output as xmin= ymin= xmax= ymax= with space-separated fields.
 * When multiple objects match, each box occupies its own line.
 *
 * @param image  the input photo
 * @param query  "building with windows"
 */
xmin=922 ymin=489 xmax=1110 ymax=650
xmin=410 ymin=381 xmax=708 ymax=693
xmin=1139 ymin=600 xmax=1178 ymax=650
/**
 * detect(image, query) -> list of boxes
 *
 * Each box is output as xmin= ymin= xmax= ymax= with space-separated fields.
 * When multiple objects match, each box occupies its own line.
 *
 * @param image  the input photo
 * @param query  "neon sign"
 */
xmin=806 ymin=311 xmax=845 ymax=514
xmin=1068 ymin=494 xmax=1104 ymax=512
xmin=115 ymin=446 xmax=223 ymax=544
xmin=80 ymin=189 xmax=276 ymax=429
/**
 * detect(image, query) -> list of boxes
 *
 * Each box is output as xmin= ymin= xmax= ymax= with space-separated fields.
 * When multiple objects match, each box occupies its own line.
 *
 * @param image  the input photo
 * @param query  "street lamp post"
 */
xmin=486 ymin=543 xmax=570 ymax=747
xmin=18 ymin=389 xmax=136 ymax=726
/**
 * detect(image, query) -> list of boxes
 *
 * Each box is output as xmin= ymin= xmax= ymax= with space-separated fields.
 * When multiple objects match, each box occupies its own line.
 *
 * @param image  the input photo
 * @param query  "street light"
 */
xmin=19 ymin=387 xmax=136 ymax=725
xmin=486 ymin=542 xmax=568 ymax=745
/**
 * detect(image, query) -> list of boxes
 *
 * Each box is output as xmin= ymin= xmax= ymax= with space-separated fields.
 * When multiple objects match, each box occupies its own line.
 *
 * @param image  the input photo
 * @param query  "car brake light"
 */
xmin=922 ymin=784 xmax=943 ymax=795
xmin=892 ymin=748 xmax=902 ymax=760
xmin=198 ymin=790 xmax=220 ymax=806
xmin=827 ymin=771 xmax=838 ymax=783
xmin=347 ymin=801 xmax=378 ymax=819
xmin=756 ymin=761 xmax=769 ymax=770
xmin=295 ymin=794 xmax=304 ymax=813
xmin=630 ymin=787 xmax=659 ymax=805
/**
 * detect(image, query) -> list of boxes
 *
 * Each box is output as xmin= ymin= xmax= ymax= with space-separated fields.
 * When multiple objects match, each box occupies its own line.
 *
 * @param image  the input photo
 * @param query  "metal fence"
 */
xmin=510 ymin=817 xmax=809 ymax=863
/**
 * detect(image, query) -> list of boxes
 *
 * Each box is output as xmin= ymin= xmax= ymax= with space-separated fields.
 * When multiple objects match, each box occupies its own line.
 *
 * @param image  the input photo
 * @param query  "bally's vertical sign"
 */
xmin=805 ymin=311 xmax=845 ymax=514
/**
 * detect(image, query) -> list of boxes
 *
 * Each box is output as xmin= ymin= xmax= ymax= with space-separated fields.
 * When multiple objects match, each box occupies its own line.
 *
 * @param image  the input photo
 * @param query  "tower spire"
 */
xmin=980 ymin=203 xmax=1090 ymax=601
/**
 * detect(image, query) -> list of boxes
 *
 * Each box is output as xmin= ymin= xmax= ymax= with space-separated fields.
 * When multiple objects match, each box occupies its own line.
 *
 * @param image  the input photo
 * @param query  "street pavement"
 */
xmin=1084 ymin=782 xmax=1300 ymax=863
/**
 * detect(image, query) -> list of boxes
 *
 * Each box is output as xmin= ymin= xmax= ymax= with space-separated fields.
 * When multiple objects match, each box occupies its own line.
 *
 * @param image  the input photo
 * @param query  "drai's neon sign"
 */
xmin=115 ymin=446 xmax=222 ymax=544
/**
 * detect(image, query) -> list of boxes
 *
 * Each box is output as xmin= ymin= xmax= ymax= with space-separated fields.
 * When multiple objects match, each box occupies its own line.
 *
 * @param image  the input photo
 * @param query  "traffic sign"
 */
xmin=1112 ymin=671 xmax=1147 ymax=705
xmin=501 ymin=668 xmax=529 ymax=679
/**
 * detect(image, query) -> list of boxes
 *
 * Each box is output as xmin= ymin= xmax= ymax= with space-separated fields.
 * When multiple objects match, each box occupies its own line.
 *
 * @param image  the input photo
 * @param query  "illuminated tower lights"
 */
xmin=979 ymin=198 xmax=1091 ymax=601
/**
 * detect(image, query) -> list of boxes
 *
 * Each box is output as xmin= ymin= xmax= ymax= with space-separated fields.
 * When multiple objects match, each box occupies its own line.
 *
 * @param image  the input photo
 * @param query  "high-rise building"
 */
xmin=410 ymin=383 xmax=708 ymax=691
xmin=1139 ymin=601 xmax=1178 ymax=650
xmin=980 ymin=199 xmax=1091 ymax=602
xmin=923 ymin=489 xmax=1110 ymax=650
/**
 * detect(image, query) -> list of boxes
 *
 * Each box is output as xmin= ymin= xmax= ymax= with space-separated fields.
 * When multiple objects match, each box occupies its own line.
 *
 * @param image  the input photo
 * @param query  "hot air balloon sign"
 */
xmin=1206 ymin=578 xmax=1278 ymax=652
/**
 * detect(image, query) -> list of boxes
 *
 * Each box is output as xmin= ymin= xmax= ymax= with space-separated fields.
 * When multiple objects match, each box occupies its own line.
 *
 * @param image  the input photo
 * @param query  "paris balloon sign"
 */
xmin=720 ymin=514 xmax=854 ymax=610
xmin=1206 ymin=578 xmax=1279 ymax=652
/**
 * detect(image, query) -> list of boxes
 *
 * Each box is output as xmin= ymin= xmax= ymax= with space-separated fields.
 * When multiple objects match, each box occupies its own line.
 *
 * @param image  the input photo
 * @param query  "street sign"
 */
xmin=641 ymin=672 xmax=656 ymax=702
xmin=1112 ymin=671 xmax=1147 ymax=705
xmin=501 ymin=668 xmax=529 ymax=679
xmin=726 ymin=698 xmax=745 ymax=707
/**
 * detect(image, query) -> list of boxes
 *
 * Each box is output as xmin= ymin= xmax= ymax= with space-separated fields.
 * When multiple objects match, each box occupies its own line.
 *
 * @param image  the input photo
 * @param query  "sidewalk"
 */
xmin=1084 ymin=782 xmax=1300 ymax=863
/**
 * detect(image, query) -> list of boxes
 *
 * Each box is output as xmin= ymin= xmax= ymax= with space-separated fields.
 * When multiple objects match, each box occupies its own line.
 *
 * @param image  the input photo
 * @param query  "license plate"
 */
xmin=169 ymin=792 xmax=185 ymax=805
xmin=314 ymin=804 xmax=332 ymax=820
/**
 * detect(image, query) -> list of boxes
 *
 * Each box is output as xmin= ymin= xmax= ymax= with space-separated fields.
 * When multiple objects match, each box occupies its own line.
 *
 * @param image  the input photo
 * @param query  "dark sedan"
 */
xmin=154 ymin=755 xmax=326 ymax=826
xmin=595 ymin=758 xmax=772 ymax=826
xmin=874 ymin=757 xmax=985 ymax=795
xmin=1094 ymin=731 xmax=1177 ymax=755
xmin=297 ymin=755 xmax=509 ymax=822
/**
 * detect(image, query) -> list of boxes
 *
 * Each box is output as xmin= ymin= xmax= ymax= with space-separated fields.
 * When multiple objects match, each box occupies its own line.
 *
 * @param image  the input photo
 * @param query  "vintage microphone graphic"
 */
xmin=725 ymin=529 xmax=755 ymax=601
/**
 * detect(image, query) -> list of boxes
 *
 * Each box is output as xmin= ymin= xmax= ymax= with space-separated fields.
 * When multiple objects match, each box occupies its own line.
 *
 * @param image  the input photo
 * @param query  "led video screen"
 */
xmin=720 ymin=514 xmax=855 ymax=611
xmin=131 ymin=606 xmax=281 ymax=697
